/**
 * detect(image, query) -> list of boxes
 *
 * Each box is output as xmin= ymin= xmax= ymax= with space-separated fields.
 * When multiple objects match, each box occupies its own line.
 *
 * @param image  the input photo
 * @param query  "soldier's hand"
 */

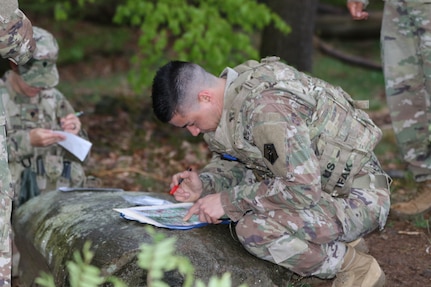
xmin=347 ymin=1 xmax=368 ymax=20
xmin=30 ymin=128 xmax=66 ymax=147
xmin=183 ymin=193 xmax=224 ymax=224
xmin=60 ymin=113 xmax=81 ymax=135
xmin=171 ymin=169 xmax=203 ymax=202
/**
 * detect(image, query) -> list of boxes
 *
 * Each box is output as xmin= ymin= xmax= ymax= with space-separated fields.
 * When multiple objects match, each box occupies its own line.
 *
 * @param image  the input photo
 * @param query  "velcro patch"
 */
xmin=264 ymin=143 xmax=278 ymax=164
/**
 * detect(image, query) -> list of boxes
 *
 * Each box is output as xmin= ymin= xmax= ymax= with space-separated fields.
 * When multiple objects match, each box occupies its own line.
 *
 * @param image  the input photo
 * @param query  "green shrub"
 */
xmin=35 ymin=226 xmax=248 ymax=287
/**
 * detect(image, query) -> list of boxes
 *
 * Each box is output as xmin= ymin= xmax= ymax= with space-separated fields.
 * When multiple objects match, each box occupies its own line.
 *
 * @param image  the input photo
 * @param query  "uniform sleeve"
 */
xmin=219 ymin=93 xmax=323 ymax=221
xmin=199 ymin=153 xmax=250 ymax=197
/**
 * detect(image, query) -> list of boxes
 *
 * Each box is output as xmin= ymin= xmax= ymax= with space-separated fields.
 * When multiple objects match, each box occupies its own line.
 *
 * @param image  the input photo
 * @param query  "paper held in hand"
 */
xmin=54 ymin=131 xmax=92 ymax=161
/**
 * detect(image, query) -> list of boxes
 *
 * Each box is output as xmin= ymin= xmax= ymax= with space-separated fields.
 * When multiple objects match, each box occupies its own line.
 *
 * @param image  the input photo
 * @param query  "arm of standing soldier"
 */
xmin=347 ymin=0 xmax=369 ymax=20
xmin=6 ymin=129 xmax=64 ymax=162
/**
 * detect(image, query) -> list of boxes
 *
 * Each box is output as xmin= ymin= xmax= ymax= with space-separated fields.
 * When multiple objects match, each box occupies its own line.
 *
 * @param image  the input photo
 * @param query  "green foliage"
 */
xmin=66 ymin=241 xmax=106 ymax=287
xmin=113 ymin=0 xmax=290 ymax=90
xmin=412 ymin=214 xmax=431 ymax=230
xmin=34 ymin=271 xmax=56 ymax=287
xmin=35 ymin=241 xmax=127 ymax=287
xmin=50 ymin=0 xmax=290 ymax=91
xmin=35 ymin=227 xmax=248 ymax=287
xmin=138 ymin=226 xmax=195 ymax=287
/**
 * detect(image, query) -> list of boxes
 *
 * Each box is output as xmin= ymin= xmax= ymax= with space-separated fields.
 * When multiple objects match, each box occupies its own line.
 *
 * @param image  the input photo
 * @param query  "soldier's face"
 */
xmin=169 ymin=103 xmax=220 ymax=136
xmin=12 ymin=70 xmax=43 ymax=97
xmin=20 ymin=78 xmax=43 ymax=96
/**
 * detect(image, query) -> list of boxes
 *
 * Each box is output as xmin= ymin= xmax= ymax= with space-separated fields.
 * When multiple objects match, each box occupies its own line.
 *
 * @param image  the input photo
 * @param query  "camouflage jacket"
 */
xmin=0 ymin=71 xmax=88 ymax=194
xmin=200 ymin=57 xmax=383 ymax=221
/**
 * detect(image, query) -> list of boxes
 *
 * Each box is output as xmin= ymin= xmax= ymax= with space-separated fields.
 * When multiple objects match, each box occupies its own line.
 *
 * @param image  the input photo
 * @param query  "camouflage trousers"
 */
xmin=381 ymin=1 xmax=431 ymax=181
xmin=0 ymin=195 xmax=12 ymax=287
xmin=234 ymin=180 xmax=390 ymax=279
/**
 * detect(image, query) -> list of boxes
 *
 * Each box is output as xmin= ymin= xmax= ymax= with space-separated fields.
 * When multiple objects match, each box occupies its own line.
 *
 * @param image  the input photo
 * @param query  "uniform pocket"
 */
xmin=268 ymin=234 xmax=308 ymax=264
xmin=70 ymin=161 xmax=85 ymax=187
xmin=44 ymin=155 xmax=63 ymax=182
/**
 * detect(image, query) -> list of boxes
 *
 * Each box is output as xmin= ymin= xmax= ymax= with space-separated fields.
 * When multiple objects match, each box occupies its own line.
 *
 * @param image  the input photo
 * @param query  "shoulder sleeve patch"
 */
xmin=264 ymin=143 xmax=278 ymax=164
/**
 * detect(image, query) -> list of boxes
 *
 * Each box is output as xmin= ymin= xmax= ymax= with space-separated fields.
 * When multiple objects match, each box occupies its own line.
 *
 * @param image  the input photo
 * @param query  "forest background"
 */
xmin=4 ymin=0 xmax=431 ymax=286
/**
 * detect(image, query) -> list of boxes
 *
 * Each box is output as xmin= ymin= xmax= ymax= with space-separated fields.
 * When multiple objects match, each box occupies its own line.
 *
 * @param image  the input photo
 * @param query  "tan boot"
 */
xmin=391 ymin=180 xmax=431 ymax=217
xmin=332 ymin=246 xmax=385 ymax=287
xmin=347 ymin=238 xmax=369 ymax=254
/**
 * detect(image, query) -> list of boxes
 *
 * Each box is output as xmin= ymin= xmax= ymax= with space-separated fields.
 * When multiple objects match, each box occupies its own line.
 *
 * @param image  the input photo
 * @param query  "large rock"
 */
xmin=12 ymin=190 xmax=326 ymax=286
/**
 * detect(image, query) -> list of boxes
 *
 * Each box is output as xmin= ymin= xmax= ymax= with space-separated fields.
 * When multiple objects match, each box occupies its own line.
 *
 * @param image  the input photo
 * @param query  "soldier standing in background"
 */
xmin=348 ymin=0 xmax=431 ymax=217
xmin=0 ymin=1 xmax=35 ymax=285
xmin=1 ymin=26 xmax=89 ymax=201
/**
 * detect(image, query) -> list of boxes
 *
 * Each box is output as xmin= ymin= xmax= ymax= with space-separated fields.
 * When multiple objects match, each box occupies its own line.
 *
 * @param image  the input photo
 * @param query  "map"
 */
xmin=114 ymin=203 xmax=224 ymax=230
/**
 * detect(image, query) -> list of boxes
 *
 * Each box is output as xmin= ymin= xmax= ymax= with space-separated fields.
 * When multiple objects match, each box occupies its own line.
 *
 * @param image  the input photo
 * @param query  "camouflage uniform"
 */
xmin=0 ymin=99 xmax=13 ymax=287
xmin=0 ymin=1 xmax=35 ymax=285
xmin=0 ymin=1 xmax=35 ymax=65
xmin=0 ymin=27 xmax=88 ymax=200
xmin=380 ymin=0 xmax=431 ymax=181
xmin=198 ymin=58 xmax=391 ymax=278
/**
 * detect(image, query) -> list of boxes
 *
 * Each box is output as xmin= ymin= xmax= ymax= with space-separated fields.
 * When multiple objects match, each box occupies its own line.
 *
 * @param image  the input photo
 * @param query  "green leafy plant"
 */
xmin=35 ymin=226 xmax=248 ymax=287
xmin=113 ymin=0 xmax=290 ymax=90
xmin=412 ymin=214 xmax=431 ymax=230
xmin=35 ymin=241 xmax=127 ymax=287
xmin=49 ymin=0 xmax=290 ymax=91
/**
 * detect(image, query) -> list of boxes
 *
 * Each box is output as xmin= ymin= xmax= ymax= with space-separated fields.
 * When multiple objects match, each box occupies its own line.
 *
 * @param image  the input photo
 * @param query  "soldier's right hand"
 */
xmin=171 ymin=170 xmax=203 ymax=202
xmin=347 ymin=1 xmax=368 ymax=20
xmin=29 ymin=128 xmax=66 ymax=147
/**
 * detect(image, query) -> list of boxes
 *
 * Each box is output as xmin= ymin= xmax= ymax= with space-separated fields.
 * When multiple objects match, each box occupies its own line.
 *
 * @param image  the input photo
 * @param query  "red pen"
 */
xmin=169 ymin=168 xmax=192 ymax=195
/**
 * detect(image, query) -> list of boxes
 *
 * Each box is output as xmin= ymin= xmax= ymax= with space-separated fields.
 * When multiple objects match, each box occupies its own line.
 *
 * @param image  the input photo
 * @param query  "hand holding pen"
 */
xmin=60 ymin=111 xmax=83 ymax=135
xmin=169 ymin=167 xmax=192 ymax=195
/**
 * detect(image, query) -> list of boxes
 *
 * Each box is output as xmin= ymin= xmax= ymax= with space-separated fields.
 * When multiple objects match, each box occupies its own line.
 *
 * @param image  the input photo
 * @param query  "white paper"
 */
xmin=54 ymin=131 xmax=92 ymax=161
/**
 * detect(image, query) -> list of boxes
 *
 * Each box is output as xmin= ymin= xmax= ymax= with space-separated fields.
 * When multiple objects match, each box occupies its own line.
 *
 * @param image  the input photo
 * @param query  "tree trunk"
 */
xmin=260 ymin=0 xmax=318 ymax=72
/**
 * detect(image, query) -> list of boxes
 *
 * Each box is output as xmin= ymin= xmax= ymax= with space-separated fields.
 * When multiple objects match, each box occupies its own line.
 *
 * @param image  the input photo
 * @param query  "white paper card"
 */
xmin=55 ymin=131 xmax=92 ymax=161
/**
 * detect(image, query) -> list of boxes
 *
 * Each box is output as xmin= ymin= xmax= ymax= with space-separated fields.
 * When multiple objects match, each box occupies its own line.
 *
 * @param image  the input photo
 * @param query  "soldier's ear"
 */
xmin=197 ymin=90 xmax=211 ymax=103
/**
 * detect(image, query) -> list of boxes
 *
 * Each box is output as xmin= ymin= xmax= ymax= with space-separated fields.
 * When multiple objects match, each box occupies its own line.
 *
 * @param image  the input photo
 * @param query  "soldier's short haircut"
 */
xmin=152 ymin=61 xmax=207 ymax=123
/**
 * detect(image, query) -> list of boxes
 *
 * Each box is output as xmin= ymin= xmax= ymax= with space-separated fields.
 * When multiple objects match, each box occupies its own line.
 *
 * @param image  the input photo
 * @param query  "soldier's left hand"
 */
xmin=183 ymin=193 xmax=224 ymax=224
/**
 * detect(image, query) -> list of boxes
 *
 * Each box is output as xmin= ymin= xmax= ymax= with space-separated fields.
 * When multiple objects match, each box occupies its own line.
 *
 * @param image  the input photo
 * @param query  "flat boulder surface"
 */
xmin=12 ymin=190 xmax=327 ymax=286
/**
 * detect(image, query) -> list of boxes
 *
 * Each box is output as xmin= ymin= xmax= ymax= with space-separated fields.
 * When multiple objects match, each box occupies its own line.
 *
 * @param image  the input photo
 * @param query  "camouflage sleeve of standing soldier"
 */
xmin=218 ymin=92 xmax=323 ymax=221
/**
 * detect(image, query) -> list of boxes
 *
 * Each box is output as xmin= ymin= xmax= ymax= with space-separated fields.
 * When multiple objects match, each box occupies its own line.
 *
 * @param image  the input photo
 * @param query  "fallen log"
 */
xmin=315 ymin=11 xmax=383 ymax=39
xmin=314 ymin=36 xmax=382 ymax=71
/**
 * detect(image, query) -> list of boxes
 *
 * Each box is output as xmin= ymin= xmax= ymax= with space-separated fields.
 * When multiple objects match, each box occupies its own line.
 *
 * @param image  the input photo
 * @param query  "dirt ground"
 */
xmin=12 ymin=30 xmax=431 ymax=287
